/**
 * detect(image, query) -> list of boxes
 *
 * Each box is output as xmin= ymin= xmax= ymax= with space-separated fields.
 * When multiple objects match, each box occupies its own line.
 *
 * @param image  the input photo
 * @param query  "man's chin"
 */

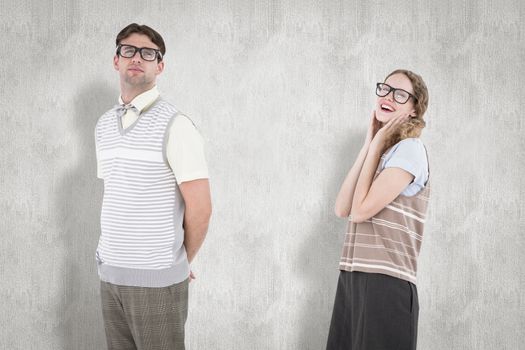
xmin=124 ymin=77 xmax=147 ymax=85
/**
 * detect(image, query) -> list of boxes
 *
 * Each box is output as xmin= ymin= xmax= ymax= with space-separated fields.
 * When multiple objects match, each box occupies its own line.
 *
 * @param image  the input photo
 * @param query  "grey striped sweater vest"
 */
xmin=95 ymin=98 xmax=189 ymax=287
xmin=339 ymin=148 xmax=430 ymax=285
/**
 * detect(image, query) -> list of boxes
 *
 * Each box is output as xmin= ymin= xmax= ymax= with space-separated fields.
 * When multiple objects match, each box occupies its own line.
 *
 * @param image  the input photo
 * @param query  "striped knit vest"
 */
xmin=339 ymin=148 xmax=430 ymax=285
xmin=95 ymin=98 xmax=189 ymax=287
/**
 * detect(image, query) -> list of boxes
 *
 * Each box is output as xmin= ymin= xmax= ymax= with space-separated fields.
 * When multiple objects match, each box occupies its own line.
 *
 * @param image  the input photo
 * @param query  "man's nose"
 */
xmin=130 ymin=50 xmax=142 ymax=62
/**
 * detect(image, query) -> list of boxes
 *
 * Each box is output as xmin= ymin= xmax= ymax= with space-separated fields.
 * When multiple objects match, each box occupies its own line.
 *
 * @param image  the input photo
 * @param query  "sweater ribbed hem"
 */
xmin=98 ymin=261 xmax=190 ymax=288
xmin=339 ymin=264 xmax=417 ymax=285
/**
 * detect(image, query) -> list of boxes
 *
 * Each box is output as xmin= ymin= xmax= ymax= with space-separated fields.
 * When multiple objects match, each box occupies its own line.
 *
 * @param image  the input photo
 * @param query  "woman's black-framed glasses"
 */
xmin=116 ymin=44 xmax=163 ymax=62
xmin=375 ymin=83 xmax=417 ymax=104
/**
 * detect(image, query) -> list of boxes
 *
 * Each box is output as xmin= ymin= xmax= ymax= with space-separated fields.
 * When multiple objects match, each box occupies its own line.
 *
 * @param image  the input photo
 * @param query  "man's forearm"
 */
xmin=184 ymin=216 xmax=210 ymax=263
xmin=178 ymin=179 xmax=212 ymax=264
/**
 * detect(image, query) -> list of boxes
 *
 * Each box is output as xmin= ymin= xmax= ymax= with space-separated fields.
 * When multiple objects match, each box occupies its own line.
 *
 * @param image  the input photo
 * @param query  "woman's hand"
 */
xmin=364 ymin=110 xmax=381 ymax=147
xmin=369 ymin=113 xmax=410 ymax=153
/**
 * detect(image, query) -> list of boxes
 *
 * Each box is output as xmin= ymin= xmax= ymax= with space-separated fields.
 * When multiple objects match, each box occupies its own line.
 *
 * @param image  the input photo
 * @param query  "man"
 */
xmin=94 ymin=23 xmax=212 ymax=350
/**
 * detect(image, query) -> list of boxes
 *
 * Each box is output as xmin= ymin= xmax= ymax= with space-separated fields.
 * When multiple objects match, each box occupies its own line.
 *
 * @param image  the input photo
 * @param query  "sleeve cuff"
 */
xmin=176 ymin=172 xmax=209 ymax=185
xmin=384 ymin=157 xmax=418 ymax=180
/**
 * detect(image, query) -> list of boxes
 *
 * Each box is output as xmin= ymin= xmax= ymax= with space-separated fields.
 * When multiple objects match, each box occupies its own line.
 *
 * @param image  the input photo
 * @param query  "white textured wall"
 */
xmin=1 ymin=1 xmax=523 ymax=349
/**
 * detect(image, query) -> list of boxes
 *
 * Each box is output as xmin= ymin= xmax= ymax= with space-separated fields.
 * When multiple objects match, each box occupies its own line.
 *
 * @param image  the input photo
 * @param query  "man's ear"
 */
xmin=156 ymin=60 xmax=165 ymax=75
xmin=113 ymin=55 xmax=119 ymax=71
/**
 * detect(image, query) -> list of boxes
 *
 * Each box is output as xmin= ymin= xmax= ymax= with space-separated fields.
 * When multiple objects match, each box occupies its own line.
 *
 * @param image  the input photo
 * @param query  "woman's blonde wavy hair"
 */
xmin=382 ymin=69 xmax=429 ymax=152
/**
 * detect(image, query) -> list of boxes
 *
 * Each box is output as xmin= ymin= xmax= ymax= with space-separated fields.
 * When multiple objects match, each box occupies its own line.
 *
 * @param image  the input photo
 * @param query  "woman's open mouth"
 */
xmin=380 ymin=103 xmax=395 ymax=113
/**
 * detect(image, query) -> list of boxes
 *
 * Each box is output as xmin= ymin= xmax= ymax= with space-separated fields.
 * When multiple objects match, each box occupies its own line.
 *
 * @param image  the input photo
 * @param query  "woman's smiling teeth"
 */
xmin=381 ymin=104 xmax=395 ymax=112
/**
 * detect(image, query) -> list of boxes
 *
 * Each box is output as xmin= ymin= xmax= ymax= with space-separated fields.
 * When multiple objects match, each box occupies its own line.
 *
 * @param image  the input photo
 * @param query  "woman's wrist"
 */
xmin=362 ymin=138 xmax=371 ymax=151
xmin=367 ymin=141 xmax=383 ymax=157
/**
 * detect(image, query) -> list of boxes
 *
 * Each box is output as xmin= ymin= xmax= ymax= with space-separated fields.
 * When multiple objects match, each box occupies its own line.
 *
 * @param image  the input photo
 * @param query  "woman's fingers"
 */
xmin=382 ymin=116 xmax=398 ymax=130
xmin=381 ymin=114 xmax=409 ymax=133
xmin=391 ymin=115 xmax=407 ymax=128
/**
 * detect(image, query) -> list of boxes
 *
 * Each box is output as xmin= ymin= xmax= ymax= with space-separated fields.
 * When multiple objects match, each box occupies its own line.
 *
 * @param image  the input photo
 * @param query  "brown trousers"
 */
xmin=100 ymin=279 xmax=189 ymax=350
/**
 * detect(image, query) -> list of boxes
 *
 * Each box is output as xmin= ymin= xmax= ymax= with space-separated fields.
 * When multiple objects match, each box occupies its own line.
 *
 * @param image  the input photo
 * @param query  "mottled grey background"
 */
xmin=0 ymin=0 xmax=523 ymax=349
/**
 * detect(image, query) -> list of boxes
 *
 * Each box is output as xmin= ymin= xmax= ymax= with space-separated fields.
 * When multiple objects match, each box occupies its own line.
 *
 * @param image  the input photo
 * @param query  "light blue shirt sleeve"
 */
xmin=381 ymin=138 xmax=429 ymax=196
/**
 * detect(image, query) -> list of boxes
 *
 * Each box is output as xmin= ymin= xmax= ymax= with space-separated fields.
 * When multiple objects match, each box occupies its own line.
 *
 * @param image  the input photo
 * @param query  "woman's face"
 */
xmin=375 ymin=73 xmax=416 ymax=123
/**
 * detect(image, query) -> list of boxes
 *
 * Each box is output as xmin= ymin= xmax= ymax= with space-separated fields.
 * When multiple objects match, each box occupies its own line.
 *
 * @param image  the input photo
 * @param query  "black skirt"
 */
xmin=326 ymin=271 xmax=419 ymax=350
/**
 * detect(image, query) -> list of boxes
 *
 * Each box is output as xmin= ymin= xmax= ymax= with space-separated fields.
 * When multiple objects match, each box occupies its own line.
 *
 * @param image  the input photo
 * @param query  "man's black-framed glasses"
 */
xmin=116 ymin=44 xmax=163 ymax=62
xmin=375 ymin=83 xmax=416 ymax=104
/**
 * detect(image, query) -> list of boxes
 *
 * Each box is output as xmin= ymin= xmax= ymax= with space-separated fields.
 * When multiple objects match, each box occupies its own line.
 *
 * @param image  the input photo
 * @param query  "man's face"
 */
xmin=113 ymin=33 xmax=164 ymax=89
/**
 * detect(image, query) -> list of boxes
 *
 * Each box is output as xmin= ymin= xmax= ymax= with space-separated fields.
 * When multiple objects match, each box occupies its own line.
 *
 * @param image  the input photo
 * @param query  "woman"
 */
xmin=326 ymin=69 xmax=430 ymax=350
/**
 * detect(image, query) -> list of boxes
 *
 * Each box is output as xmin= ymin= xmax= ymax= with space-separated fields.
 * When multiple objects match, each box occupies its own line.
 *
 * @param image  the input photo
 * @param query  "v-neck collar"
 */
xmin=116 ymin=86 xmax=160 ymax=136
xmin=117 ymin=96 xmax=161 ymax=136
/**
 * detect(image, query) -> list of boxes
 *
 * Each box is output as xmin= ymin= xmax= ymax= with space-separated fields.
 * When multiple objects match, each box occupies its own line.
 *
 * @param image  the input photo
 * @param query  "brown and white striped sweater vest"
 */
xmin=339 ymin=151 xmax=430 ymax=284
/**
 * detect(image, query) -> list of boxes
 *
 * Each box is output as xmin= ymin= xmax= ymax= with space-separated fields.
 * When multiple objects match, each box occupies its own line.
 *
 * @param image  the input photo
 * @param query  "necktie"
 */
xmin=115 ymin=103 xmax=140 ymax=119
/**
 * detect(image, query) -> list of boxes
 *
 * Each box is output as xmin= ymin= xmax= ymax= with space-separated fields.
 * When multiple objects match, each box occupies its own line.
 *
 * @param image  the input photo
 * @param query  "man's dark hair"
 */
xmin=116 ymin=23 xmax=166 ymax=60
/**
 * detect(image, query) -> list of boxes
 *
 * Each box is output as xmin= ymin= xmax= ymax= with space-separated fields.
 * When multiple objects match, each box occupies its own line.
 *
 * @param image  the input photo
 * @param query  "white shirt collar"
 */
xmin=118 ymin=86 xmax=160 ymax=113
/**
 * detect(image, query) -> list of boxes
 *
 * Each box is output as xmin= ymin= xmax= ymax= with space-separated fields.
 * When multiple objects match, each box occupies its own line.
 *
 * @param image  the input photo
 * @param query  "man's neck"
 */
xmin=120 ymin=83 xmax=155 ymax=104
